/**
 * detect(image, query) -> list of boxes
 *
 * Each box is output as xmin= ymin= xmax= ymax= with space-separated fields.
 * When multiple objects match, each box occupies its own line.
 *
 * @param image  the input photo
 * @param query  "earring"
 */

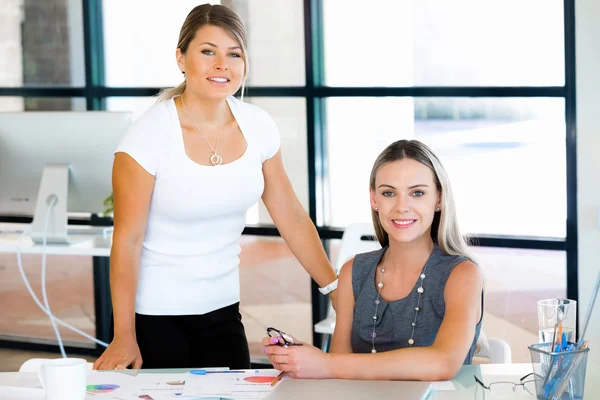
xmin=435 ymin=207 xmax=441 ymax=212
xmin=374 ymin=207 xmax=379 ymax=212
xmin=181 ymin=70 xmax=185 ymax=75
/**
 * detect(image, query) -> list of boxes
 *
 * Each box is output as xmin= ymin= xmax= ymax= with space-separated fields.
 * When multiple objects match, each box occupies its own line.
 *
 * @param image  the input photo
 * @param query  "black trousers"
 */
xmin=111 ymin=302 xmax=251 ymax=369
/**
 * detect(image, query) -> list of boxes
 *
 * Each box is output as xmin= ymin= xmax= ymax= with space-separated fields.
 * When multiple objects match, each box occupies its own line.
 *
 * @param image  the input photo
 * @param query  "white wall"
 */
xmin=576 ymin=0 xmax=600 ymax=365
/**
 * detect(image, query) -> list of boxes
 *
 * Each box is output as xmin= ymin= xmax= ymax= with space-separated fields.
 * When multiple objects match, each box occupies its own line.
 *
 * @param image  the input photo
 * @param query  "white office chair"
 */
xmin=314 ymin=223 xmax=381 ymax=352
xmin=474 ymin=336 xmax=512 ymax=364
xmin=19 ymin=358 xmax=94 ymax=372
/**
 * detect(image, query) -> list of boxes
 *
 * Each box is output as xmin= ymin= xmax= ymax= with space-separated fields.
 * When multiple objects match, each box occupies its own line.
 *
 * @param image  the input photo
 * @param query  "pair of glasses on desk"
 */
xmin=266 ymin=327 xmax=303 ymax=348
xmin=475 ymin=373 xmax=536 ymax=394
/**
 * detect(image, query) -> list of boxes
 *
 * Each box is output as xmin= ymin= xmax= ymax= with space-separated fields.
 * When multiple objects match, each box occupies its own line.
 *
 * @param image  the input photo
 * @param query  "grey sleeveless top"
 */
xmin=351 ymin=245 xmax=483 ymax=364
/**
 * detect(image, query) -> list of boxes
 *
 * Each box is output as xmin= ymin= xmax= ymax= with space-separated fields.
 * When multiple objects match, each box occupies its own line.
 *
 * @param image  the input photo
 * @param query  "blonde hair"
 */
xmin=369 ymin=140 xmax=474 ymax=261
xmin=157 ymin=4 xmax=249 ymax=102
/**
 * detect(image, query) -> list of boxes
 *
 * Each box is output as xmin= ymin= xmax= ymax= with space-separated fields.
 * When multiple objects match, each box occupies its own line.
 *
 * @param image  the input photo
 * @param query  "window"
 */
xmin=239 ymin=235 xmax=311 ymax=362
xmin=0 ymin=253 xmax=95 ymax=347
xmin=102 ymin=0 xmax=305 ymax=87
xmin=0 ymin=0 xmax=86 ymax=87
xmin=0 ymin=97 xmax=86 ymax=112
xmin=244 ymin=97 xmax=308 ymax=225
xmin=325 ymin=97 xmax=566 ymax=238
xmin=0 ymin=0 xmax=575 ymax=358
xmin=323 ymin=0 xmax=564 ymax=87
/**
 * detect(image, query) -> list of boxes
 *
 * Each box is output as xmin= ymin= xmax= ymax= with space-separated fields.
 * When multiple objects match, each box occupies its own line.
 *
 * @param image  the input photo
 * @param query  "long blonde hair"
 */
xmin=369 ymin=140 xmax=474 ymax=261
xmin=157 ymin=4 xmax=249 ymax=102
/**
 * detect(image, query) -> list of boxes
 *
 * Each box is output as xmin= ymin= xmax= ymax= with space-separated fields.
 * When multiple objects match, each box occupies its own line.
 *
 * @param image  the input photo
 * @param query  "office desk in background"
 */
xmin=0 ymin=363 xmax=599 ymax=399
xmin=0 ymin=223 xmax=112 ymax=353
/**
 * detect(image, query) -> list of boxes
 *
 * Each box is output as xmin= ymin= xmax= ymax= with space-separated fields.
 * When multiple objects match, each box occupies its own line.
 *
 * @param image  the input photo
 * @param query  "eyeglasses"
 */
xmin=266 ymin=327 xmax=303 ymax=347
xmin=474 ymin=373 xmax=536 ymax=394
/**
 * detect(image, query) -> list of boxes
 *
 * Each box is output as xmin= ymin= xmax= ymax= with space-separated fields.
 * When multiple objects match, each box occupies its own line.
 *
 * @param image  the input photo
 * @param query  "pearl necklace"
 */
xmin=371 ymin=250 xmax=430 ymax=353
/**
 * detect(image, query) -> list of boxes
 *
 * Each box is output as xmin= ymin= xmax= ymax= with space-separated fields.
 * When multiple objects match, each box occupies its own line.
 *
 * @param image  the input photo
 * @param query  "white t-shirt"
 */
xmin=114 ymin=96 xmax=280 ymax=315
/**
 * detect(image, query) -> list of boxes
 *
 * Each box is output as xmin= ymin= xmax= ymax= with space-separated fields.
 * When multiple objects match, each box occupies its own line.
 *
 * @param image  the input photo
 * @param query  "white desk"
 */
xmin=0 ymin=223 xmax=112 ymax=256
xmin=0 ymin=222 xmax=113 ymax=351
xmin=0 ymin=363 xmax=598 ymax=399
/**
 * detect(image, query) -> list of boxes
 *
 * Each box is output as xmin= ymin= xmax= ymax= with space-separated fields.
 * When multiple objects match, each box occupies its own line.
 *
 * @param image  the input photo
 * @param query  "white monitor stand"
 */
xmin=30 ymin=164 xmax=89 ymax=245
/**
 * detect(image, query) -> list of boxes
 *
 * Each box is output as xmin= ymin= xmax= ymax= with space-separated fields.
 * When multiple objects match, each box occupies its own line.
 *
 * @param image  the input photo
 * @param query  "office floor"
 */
xmin=0 ymin=237 xmax=565 ymax=372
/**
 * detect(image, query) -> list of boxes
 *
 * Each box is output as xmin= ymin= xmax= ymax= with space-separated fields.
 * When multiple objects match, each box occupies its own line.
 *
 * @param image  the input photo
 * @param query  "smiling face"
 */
xmin=176 ymin=25 xmax=245 ymax=100
xmin=370 ymin=158 xmax=441 ymax=245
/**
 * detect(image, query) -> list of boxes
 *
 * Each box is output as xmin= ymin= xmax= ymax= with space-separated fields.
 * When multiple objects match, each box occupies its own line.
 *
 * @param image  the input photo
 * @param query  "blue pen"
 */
xmin=190 ymin=369 xmax=246 ymax=375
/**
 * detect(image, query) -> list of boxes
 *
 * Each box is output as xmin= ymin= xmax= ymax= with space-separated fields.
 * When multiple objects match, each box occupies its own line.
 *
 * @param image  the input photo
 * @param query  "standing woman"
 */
xmin=93 ymin=4 xmax=338 ymax=370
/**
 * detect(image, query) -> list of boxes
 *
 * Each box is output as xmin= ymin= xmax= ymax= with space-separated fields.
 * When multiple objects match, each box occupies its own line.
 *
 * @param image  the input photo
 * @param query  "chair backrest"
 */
xmin=474 ymin=337 xmax=512 ymax=364
xmin=19 ymin=358 xmax=94 ymax=372
xmin=335 ymin=223 xmax=381 ymax=274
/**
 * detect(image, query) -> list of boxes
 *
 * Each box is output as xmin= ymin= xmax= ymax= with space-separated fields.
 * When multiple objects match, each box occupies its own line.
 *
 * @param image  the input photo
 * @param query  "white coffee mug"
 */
xmin=38 ymin=358 xmax=87 ymax=400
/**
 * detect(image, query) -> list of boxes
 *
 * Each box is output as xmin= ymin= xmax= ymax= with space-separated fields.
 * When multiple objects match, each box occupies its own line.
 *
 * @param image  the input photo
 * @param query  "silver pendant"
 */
xmin=210 ymin=153 xmax=223 ymax=166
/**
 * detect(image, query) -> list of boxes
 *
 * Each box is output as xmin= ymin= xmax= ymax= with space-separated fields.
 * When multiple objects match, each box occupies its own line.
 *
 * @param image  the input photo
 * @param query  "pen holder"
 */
xmin=528 ymin=342 xmax=590 ymax=400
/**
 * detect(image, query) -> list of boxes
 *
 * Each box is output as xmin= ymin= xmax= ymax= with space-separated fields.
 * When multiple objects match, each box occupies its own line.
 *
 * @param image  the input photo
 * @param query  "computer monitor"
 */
xmin=0 ymin=111 xmax=132 ymax=243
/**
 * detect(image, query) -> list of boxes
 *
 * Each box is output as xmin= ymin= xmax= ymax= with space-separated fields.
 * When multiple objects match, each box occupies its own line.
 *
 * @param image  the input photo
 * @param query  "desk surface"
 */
xmin=0 ymin=223 xmax=111 ymax=256
xmin=1 ymin=363 xmax=598 ymax=399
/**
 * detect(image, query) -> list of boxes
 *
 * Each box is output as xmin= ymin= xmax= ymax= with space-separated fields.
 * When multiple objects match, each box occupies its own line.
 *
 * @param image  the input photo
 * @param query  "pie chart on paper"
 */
xmin=243 ymin=376 xmax=277 ymax=384
xmin=86 ymin=384 xmax=120 ymax=393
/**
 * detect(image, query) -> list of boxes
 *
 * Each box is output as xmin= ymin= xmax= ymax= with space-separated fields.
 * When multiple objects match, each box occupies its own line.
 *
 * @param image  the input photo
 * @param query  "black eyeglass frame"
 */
xmin=474 ymin=373 xmax=537 ymax=393
xmin=266 ymin=327 xmax=304 ymax=347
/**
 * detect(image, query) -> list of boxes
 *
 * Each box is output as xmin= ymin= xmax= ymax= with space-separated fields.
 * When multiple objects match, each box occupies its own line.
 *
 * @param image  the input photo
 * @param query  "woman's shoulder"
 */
xmin=135 ymin=99 xmax=173 ymax=126
xmin=228 ymin=96 xmax=280 ymax=160
xmin=433 ymin=245 xmax=470 ymax=265
xmin=124 ymin=99 xmax=174 ymax=139
xmin=352 ymin=247 xmax=385 ymax=282
xmin=430 ymin=246 xmax=476 ymax=283
xmin=117 ymin=99 xmax=174 ymax=150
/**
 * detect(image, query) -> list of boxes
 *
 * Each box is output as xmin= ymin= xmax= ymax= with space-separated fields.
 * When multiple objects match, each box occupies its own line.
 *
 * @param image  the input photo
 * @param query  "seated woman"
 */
xmin=263 ymin=139 xmax=484 ymax=381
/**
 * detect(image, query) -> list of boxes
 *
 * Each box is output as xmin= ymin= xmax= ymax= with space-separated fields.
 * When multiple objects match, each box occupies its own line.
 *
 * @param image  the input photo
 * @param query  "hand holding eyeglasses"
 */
xmin=262 ymin=327 xmax=331 ymax=379
xmin=265 ymin=327 xmax=304 ymax=348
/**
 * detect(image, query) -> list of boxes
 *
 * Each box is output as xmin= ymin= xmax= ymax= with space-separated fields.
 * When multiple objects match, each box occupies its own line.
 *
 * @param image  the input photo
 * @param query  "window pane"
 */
xmin=103 ymin=0 xmax=304 ymax=87
xmin=241 ymin=0 xmax=305 ymax=86
xmin=240 ymin=235 xmax=311 ymax=363
xmin=244 ymin=97 xmax=308 ymax=225
xmin=325 ymin=97 xmax=566 ymax=238
xmin=327 ymin=239 xmax=566 ymax=363
xmin=102 ymin=0 xmax=204 ymax=87
xmin=323 ymin=0 xmax=564 ymax=87
xmin=472 ymin=246 xmax=566 ymax=363
xmin=106 ymin=97 xmax=157 ymax=121
xmin=106 ymin=96 xmax=308 ymax=226
xmin=0 ymin=0 xmax=85 ymax=87
xmin=0 ymin=97 xmax=86 ymax=112
xmin=0 ymin=252 xmax=95 ymax=347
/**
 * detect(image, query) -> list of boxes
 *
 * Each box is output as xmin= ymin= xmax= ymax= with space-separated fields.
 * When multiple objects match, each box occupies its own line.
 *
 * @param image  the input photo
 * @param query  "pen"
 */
xmin=271 ymin=371 xmax=284 ymax=386
xmin=190 ymin=369 xmax=245 ymax=375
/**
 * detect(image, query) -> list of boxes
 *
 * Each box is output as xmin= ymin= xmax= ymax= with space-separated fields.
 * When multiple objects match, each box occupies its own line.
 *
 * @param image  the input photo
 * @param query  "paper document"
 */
xmin=0 ymin=372 xmax=44 ymax=400
xmin=86 ymin=372 xmax=202 ymax=400
xmin=85 ymin=371 xmax=136 ymax=399
xmin=183 ymin=369 xmax=282 ymax=399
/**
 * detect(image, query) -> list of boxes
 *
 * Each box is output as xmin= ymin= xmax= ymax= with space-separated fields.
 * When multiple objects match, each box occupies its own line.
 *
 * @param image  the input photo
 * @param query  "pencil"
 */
xmin=271 ymin=371 xmax=284 ymax=386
